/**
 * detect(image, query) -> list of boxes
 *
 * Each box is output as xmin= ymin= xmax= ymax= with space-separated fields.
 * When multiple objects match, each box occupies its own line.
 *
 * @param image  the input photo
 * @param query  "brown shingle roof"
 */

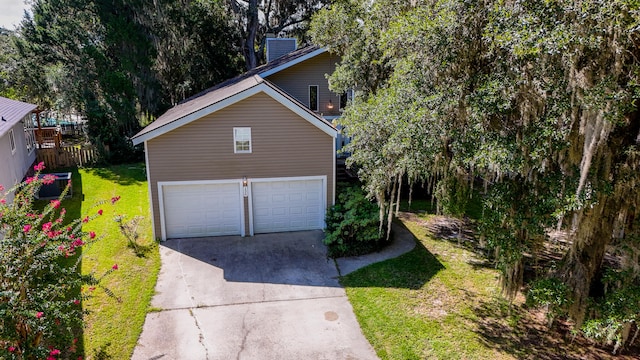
xmin=132 ymin=46 xmax=335 ymax=144
xmin=180 ymin=46 xmax=324 ymax=105
xmin=0 ymin=97 xmax=37 ymax=138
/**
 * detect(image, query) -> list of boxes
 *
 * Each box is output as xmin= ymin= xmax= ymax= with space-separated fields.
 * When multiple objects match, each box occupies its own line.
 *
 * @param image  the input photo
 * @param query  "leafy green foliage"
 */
xmin=0 ymin=163 xmax=115 ymax=359
xmin=311 ymin=0 xmax=640 ymax=345
xmin=324 ymin=184 xmax=385 ymax=258
xmin=13 ymin=0 xmax=243 ymax=162
xmin=526 ymin=277 xmax=572 ymax=326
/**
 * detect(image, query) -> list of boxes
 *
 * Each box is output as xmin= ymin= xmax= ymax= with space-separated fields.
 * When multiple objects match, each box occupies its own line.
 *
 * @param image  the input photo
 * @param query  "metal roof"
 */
xmin=0 ymin=96 xmax=37 ymax=138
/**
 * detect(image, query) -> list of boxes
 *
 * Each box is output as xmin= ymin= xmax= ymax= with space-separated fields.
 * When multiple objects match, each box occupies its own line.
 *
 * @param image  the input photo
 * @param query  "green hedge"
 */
xmin=324 ymin=184 xmax=388 ymax=258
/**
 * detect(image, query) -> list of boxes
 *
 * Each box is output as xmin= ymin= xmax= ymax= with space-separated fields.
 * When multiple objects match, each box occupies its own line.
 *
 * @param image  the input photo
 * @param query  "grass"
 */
xmin=342 ymin=216 xmax=508 ymax=360
xmin=342 ymin=206 xmax=634 ymax=359
xmin=41 ymin=164 xmax=160 ymax=359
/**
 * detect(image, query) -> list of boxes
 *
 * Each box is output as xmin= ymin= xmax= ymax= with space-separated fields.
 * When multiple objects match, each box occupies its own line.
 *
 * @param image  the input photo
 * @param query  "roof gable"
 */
xmin=0 ymin=97 xmax=37 ymax=138
xmin=132 ymin=76 xmax=336 ymax=145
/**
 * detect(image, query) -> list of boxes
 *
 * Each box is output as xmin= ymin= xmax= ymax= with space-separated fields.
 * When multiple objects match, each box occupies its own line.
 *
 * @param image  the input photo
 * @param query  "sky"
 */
xmin=0 ymin=0 xmax=30 ymax=30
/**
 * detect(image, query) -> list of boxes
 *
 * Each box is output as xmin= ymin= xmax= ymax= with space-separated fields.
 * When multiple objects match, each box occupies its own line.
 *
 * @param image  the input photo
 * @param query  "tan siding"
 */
xmin=266 ymin=52 xmax=342 ymax=117
xmin=146 ymin=92 xmax=334 ymax=238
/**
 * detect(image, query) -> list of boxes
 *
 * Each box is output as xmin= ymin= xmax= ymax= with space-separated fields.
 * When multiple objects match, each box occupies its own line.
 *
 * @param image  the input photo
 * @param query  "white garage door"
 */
xmin=252 ymin=179 xmax=324 ymax=234
xmin=162 ymin=182 xmax=242 ymax=239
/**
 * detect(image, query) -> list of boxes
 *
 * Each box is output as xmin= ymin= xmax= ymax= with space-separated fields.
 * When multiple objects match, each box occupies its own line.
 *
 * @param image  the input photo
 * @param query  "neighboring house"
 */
xmin=0 ymin=96 xmax=38 ymax=203
xmin=133 ymin=43 xmax=342 ymax=240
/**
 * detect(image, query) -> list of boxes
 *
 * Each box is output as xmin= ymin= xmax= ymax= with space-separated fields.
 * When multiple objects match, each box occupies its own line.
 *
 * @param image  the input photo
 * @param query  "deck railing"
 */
xmin=35 ymin=127 xmax=62 ymax=148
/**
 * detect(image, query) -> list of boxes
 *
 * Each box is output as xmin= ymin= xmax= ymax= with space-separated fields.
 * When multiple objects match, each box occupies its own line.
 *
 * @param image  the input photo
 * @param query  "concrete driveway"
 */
xmin=131 ymin=230 xmax=379 ymax=360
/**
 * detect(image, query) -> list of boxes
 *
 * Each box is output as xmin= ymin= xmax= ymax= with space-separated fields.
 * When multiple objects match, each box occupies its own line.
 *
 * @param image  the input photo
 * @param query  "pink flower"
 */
xmin=111 ymin=196 xmax=121 ymax=204
xmin=50 ymin=349 xmax=61 ymax=356
xmin=8 ymin=346 xmax=15 ymax=352
xmin=50 ymin=200 xmax=61 ymax=209
xmin=36 ymin=311 xmax=43 ymax=318
xmin=47 ymin=356 xmax=55 ymax=360
xmin=82 ymin=216 xmax=89 ymax=223
xmin=72 ymin=239 xmax=85 ymax=247
xmin=23 ymin=224 xmax=32 ymax=233
xmin=112 ymin=264 xmax=118 ymax=270
xmin=25 ymin=177 xmax=35 ymax=184
xmin=89 ymin=286 xmax=96 ymax=292
xmin=58 ymin=245 xmax=65 ymax=251
xmin=61 ymin=208 xmax=66 ymax=215
xmin=42 ymin=174 xmax=56 ymax=185
xmin=89 ymin=231 xmax=96 ymax=239
xmin=42 ymin=222 xmax=52 ymax=232
xmin=0 ymin=199 xmax=5 ymax=204
xmin=0 ymin=184 xmax=4 ymax=192
xmin=98 ymin=209 xmax=103 ymax=216
xmin=73 ymin=299 xmax=80 ymax=305
xmin=34 ymin=162 xmax=45 ymax=171
xmin=67 ymin=227 xmax=72 ymax=232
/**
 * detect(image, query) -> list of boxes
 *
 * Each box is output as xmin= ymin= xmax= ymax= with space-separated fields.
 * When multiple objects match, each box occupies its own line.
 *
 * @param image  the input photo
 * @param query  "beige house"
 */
xmin=133 ymin=44 xmax=341 ymax=240
xmin=0 ymin=97 xmax=37 ymax=203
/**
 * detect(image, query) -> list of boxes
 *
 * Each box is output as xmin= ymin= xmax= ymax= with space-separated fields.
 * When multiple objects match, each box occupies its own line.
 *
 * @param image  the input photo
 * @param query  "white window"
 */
xmin=9 ymin=129 xmax=16 ymax=154
xmin=234 ymin=127 xmax=252 ymax=153
xmin=309 ymin=85 xmax=319 ymax=111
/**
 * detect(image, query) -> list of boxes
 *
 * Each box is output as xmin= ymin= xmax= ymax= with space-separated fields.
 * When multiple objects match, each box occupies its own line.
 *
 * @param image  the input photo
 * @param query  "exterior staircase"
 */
xmin=336 ymin=158 xmax=358 ymax=183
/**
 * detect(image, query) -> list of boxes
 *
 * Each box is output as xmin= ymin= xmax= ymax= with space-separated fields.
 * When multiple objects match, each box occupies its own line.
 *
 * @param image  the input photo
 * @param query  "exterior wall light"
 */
xmin=242 ymin=176 xmax=248 ymax=197
xmin=327 ymin=100 xmax=334 ymax=110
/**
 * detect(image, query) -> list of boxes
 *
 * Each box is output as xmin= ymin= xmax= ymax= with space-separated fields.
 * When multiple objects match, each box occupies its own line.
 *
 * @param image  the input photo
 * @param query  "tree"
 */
xmin=311 ymin=0 xmax=640 ymax=350
xmin=0 ymin=162 xmax=116 ymax=358
xmin=228 ymin=0 xmax=327 ymax=69
xmin=16 ymin=0 xmax=243 ymax=161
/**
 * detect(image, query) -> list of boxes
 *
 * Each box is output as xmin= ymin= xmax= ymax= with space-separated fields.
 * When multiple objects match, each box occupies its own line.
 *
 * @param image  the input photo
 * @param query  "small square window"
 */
xmin=9 ymin=129 xmax=16 ymax=154
xmin=234 ymin=127 xmax=252 ymax=153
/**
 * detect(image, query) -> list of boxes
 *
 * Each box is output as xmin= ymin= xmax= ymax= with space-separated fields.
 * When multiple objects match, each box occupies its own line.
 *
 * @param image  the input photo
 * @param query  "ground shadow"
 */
xmin=161 ymin=222 xmax=441 ymax=290
xmin=162 ymin=230 xmax=343 ymax=287
xmin=83 ymin=163 xmax=146 ymax=186
xmin=339 ymin=221 xmax=445 ymax=290
xmin=468 ymin=298 xmax=639 ymax=360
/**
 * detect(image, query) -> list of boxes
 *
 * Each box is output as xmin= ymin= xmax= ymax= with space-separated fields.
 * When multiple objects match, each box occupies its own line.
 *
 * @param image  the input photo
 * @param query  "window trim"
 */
xmin=9 ymin=129 xmax=16 ymax=154
xmin=233 ymin=127 xmax=252 ymax=154
xmin=309 ymin=85 xmax=319 ymax=111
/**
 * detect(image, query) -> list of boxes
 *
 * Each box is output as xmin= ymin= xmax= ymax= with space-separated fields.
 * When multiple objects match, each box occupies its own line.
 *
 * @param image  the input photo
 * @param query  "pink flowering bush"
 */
xmin=0 ymin=163 xmax=116 ymax=359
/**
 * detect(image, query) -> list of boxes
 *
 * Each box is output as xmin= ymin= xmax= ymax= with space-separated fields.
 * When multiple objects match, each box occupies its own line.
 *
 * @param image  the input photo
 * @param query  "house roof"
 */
xmin=0 ymin=96 xmax=37 ymax=138
xmin=132 ymin=75 xmax=336 ymax=145
xmin=180 ymin=46 xmax=326 ymax=105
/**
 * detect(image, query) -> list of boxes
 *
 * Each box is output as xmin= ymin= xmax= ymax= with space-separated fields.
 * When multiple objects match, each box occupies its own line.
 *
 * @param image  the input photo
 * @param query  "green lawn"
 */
xmin=341 ymin=214 xmax=511 ymax=360
xmin=342 ymin=210 xmax=613 ymax=359
xmin=47 ymin=164 xmax=160 ymax=359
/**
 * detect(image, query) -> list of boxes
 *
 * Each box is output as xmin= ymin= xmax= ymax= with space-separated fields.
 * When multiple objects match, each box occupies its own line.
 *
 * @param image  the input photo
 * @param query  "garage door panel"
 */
xmin=163 ymin=182 xmax=242 ymax=239
xmin=252 ymin=179 xmax=324 ymax=234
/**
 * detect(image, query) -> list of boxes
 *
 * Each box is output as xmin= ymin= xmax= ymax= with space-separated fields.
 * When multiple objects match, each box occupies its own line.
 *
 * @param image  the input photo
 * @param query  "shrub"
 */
xmin=324 ymin=184 xmax=387 ymax=258
xmin=0 ymin=162 xmax=115 ymax=359
xmin=526 ymin=277 xmax=572 ymax=327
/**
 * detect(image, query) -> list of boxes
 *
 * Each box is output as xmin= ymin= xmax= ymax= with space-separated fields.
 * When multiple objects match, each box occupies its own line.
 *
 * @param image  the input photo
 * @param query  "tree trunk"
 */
xmin=561 ymin=196 xmax=614 ymax=327
xmin=243 ymin=0 xmax=259 ymax=70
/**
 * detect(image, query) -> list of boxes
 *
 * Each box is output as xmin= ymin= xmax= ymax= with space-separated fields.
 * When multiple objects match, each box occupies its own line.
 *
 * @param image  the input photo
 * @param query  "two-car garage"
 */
xmin=158 ymin=177 xmax=326 ymax=240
